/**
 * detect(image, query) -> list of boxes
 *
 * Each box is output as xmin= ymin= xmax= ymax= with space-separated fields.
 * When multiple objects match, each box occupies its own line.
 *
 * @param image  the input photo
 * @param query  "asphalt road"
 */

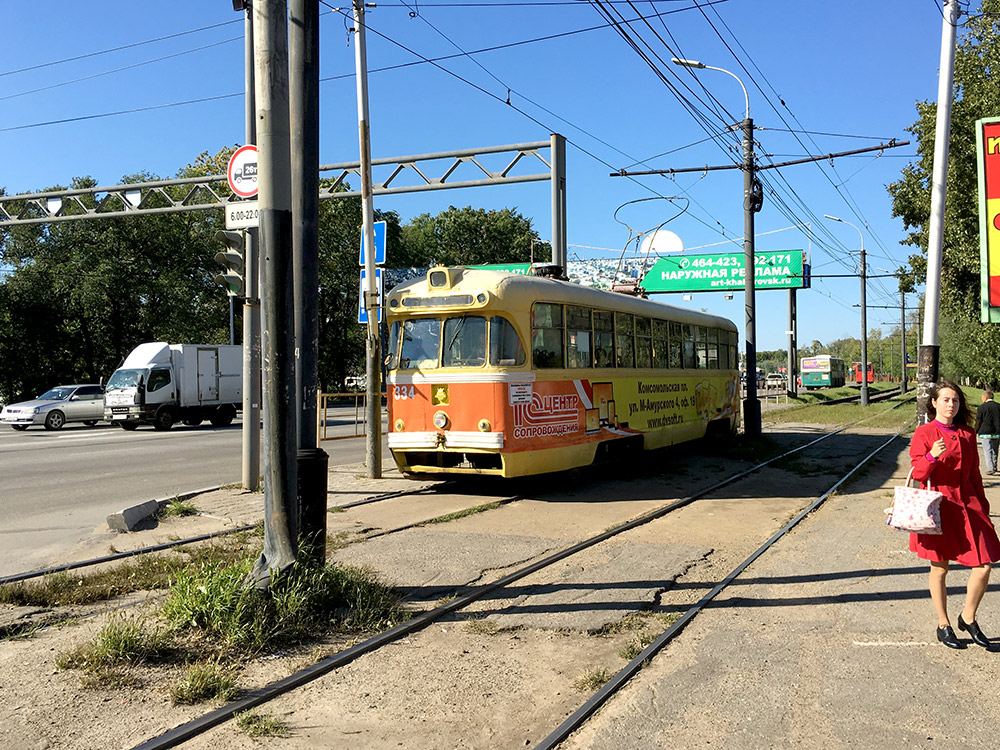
xmin=0 ymin=409 xmax=386 ymax=577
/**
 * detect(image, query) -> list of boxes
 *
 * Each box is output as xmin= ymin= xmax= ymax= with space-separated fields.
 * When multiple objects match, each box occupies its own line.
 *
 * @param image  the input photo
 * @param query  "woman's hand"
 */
xmin=929 ymin=437 xmax=947 ymax=458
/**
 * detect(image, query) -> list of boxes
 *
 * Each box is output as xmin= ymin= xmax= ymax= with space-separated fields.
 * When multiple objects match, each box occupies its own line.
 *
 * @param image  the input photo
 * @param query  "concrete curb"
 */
xmin=106 ymin=485 xmax=225 ymax=532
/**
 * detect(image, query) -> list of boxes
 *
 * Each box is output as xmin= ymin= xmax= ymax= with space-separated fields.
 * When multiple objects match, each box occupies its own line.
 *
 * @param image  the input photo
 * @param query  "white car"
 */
xmin=0 ymin=384 xmax=105 ymax=431
xmin=764 ymin=373 xmax=786 ymax=387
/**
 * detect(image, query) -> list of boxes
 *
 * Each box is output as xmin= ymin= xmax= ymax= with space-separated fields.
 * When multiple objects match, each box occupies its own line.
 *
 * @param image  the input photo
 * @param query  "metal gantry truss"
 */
xmin=0 ymin=138 xmax=561 ymax=227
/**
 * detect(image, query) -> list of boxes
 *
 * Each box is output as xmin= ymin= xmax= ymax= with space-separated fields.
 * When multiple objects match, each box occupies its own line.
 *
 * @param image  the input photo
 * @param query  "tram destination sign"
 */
xmin=641 ymin=250 xmax=807 ymax=293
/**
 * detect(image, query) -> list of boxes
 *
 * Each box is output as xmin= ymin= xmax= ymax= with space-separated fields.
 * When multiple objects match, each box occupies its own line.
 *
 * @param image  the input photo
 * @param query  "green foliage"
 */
xmin=886 ymin=2 xmax=1000 ymax=386
xmin=400 ymin=205 xmax=545 ymax=267
xmin=161 ymin=554 xmax=403 ymax=654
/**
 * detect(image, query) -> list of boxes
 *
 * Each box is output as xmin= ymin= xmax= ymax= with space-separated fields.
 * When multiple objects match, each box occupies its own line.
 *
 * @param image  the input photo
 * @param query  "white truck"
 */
xmin=104 ymin=342 xmax=242 ymax=431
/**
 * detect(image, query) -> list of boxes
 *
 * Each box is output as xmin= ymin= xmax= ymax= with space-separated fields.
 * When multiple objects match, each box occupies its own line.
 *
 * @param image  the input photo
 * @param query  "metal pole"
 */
xmin=353 ymin=0 xmax=382 ymax=479
xmin=742 ymin=116 xmax=760 ymax=436
xmin=550 ymin=133 xmax=567 ymax=273
xmin=786 ymin=288 xmax=797 ymax=398
xmin=250 ymin=0 xmax=298 ymax=585
xmin=900 ymin=291 xmax=907 ymax=392
xmin=228 ymin=297 xmax=235 ymax=345
xmin=290 ymin=0 xmax=327 ymax=562
xmin=860 ymin=238 xmax=869 ymax=406
xmin=919 ymin=0 xmax=959 ymax=420
xmin=241 ymin=2 xmax=261 ymax=492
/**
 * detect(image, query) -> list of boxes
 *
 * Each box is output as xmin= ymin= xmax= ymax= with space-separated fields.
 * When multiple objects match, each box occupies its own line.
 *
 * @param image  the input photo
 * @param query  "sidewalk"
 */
xmin=564 ymin=443 xmax=1000 ymax=749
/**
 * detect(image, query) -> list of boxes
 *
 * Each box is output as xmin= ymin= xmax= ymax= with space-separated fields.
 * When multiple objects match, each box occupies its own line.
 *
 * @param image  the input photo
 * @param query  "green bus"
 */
xmin=800 ymin=355 xmax=846 ymax=389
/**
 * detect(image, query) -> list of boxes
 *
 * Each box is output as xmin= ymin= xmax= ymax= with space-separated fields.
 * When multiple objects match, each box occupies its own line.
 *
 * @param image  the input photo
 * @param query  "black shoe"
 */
xmin=958 ymin=614 xmax=991 ymax=648
xmin=937 ymin=625 xmax=966 ymax=649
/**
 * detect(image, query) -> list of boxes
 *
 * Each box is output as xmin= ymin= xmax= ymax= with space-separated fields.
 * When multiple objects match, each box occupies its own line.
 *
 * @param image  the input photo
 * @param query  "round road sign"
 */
xmin=227 ymin=145 xmax=259 ymax=198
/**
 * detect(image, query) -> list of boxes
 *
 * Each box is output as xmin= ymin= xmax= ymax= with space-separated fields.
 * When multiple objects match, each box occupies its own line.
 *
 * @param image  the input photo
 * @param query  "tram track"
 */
xmin=124 ymin=395 xmax=915 ymax=750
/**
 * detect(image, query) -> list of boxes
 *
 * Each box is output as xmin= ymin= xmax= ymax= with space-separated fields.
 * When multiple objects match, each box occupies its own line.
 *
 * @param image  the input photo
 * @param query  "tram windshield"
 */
xmin=395 ymin=314 xmax=525 ymax=370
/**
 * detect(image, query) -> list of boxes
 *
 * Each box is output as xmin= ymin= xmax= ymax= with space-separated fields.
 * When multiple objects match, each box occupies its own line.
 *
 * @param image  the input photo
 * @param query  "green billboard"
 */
xmin=641 ymin=250 xmax=807 ymax=293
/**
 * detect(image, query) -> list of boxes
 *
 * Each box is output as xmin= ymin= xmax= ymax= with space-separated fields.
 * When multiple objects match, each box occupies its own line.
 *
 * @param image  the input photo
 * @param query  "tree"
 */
xmin=887 ymin=1 xmax=1000 ymax=386
xmin=400 ymin=205 xmax=548 ymax=267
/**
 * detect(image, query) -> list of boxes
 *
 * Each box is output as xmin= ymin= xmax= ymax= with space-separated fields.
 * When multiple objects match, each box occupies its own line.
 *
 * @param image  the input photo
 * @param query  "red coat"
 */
xmin=908 ymin=420 xmax=1000 ymax=565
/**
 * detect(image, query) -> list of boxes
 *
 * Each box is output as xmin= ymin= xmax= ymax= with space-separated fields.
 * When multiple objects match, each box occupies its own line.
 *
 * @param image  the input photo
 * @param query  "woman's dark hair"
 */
xmin=927 ymin=380 xmax=973 ymax=426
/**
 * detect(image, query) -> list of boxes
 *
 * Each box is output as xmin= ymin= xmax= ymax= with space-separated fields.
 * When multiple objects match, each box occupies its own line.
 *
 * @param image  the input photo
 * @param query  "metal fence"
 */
xmin=316 ymin=392 xmax=386 ymax=443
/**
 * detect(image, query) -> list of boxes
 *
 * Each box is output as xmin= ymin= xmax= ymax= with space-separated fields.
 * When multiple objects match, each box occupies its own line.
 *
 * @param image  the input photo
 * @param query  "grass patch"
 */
xmin=421 ymin=502 xmax=500 ymax=525
xmin=57 ymin=613 xmax=174 ymax=672
xmin=596 ymin=611 xmax=680 ymax=635
xmin=236 ymin=711 xmax=288 ymax=738
xmin=161 ymin=554 xmax=404 ymax=654
xmin=0 ymin=542 xmax=254 ymax=608
xmin=765 ymin=393 xmax=916 ymax=431
xmin=463 ymin=617 xmax=499 ymax=635
xmin=170 ymin=662 xmax=238 ymax=705
xmin=161 ymin=498 xmax=197 ymax=518
xmin=328 ymin=506 xmax=346 ymax=514
xmin=573 ymin=668 xmax=612 ymax=692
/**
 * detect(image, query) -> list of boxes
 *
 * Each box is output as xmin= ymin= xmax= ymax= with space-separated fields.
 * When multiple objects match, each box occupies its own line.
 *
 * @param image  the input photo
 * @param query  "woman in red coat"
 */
xmin=909 ymin=380 xmax=1000 ymax=649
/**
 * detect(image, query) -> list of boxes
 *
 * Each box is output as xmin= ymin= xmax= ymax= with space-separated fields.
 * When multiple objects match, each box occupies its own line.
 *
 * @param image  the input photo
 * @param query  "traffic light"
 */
xmin=214 ymin=230 xmax=245 ymax=297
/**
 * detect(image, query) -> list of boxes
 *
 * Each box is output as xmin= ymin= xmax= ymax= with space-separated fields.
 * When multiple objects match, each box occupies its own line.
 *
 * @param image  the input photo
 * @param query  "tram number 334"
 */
xmin=393 ymin=386 xmax=416 ymax=400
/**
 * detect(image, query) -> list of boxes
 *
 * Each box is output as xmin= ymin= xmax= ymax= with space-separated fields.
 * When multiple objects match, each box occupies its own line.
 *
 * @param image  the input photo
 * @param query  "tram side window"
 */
xmin=616 ymin=313 xmax=635 ymax=368
xmin=695 ymin=326 xmax=708 ymax=368
xmin=636 ymin=317 xmax=652 ymax=368
xmin=729 ymin=330 xmax=739 ymax=369
xmin=707 ymin=327 xmax=719 ymax=369
xmin=594 ymin=310 xmax=614 ymax=367
xmin=386 ymin=321 xmax=400 ymax=370
xmin=566 ymin=306 xmax=593 ymax=369
xmin=652 ymin=319 xmax=669 ymax=369
xmin=668 ymin=321 xmax=683 ymax=368
xmin=489 ymin=317 xmax=526 ymax=366
xmin=442 ymin=316 xmax=487 ymax=367
xmin=531 ymin=303 xmax=564 ymax=369
xmin=682 ymin=324 xmax=695 ymax=368
xmin=399 ymin=318 xmax=441 ymax=370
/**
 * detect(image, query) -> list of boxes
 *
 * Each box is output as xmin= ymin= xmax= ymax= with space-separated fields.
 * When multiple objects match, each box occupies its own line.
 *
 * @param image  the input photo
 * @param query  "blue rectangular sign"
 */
xmin=358 ymin=268 xmax=383 ymax=324
xmin=358 ymin=221 xmax=387 ymax=266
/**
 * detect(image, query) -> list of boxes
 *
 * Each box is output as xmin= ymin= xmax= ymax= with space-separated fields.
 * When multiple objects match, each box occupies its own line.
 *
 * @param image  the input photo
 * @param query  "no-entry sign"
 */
xmin=227 ymin=145 xmax=259 ymax=198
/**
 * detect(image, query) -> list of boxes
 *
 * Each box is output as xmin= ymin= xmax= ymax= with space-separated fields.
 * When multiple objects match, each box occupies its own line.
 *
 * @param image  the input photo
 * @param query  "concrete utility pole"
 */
xmin=239 ymin=0 xmax=262 ymax=493
xmin=786 ymin=289 xmax=797 ymax=398
xmin=920 ymin=0 xmax=960 ymax=420
xmin=825 ymin=214 xmax=868 ymax=406
xmin=670 ymin=57 xmax=761 ymax=437
xmin=900 ymin=290 xmax=908 ymax=393
xmin=353 ymin=0 xmax=382 ymax=479
xmin=289 ymin=0 xmax=328 ymax=562
xmin=251 ymin=0 xmax=298 ymax=585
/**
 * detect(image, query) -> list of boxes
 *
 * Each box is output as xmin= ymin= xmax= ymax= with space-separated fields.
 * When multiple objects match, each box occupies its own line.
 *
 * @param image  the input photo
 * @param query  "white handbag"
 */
xmin=885 ymin=468 xmax=944 ymax=535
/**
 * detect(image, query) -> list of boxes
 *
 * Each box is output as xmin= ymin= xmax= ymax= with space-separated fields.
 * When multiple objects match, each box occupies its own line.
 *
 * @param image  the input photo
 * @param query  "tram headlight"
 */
xmin=394 ymin=419 xmax=405 ymax=432
xmin=433 ymin=411 xmax=449 ymax=430
xmin=478 ymin=419 xmax=491 ymax=432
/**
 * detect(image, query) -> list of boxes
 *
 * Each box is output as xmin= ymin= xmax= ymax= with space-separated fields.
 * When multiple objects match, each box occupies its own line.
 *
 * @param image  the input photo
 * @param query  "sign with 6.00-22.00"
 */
xmin=225 ymin=201 xmax=259 ymax=230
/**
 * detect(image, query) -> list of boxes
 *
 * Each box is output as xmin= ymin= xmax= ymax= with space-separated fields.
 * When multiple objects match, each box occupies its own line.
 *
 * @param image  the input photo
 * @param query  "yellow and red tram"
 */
xmin=385 ymin=267 xmax=740 ymax=478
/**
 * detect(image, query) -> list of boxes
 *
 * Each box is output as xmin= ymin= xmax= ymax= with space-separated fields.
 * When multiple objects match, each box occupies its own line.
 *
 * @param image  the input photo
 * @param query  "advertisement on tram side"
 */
xmin=503 ymin=374 xmax=739 ymax=451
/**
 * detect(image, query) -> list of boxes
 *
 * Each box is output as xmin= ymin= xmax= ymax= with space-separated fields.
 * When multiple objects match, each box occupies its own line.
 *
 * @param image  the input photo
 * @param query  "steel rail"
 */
xmin=128 ymin=402 xmax=912 ymax=750
xmin=533 ymin=420 xmax=913 ymax=750
xmin=0 ymin=485 xmax=448 ymax=587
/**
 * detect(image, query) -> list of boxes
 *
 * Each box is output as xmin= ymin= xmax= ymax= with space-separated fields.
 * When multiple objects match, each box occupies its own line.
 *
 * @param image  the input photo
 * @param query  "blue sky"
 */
xmin=1 ymin=0 xmax=957 ymax=352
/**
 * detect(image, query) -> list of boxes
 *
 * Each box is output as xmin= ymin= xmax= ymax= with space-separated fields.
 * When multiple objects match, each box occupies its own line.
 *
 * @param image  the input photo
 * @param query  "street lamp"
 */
xmin=824 ymin=214 xmax=869 ymax=406
xmin=672 ymin=57 xmax=761 ymax=436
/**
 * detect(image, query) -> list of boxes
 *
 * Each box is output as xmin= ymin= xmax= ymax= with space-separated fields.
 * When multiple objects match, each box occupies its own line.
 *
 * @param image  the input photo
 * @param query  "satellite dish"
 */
xmin=640 ymin=229 xmax=683 ymax=255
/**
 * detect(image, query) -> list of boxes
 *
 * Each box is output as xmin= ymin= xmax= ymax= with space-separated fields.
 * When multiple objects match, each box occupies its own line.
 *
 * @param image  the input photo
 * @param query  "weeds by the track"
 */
xmin=161 ymin=554 xmax=404 ymax=654
xmin=56 ymin=613 xmax=174 ymax=672
xmin=161 ymin=498 xmax=197 ymax=518
xmin=170 ymin=662 xmax=239 ymax=705
xmin=463 ymin=616 xmax=499 ymax=635
xmin=236 ymin=711 xmax=288 ymax=738
xmin=0 ymin=541 xmax=255 ymax=608
xmin=420 ymin=501 xmax=501 ymax=525
xmin=573 ymin=668 xmax=612 ymax=692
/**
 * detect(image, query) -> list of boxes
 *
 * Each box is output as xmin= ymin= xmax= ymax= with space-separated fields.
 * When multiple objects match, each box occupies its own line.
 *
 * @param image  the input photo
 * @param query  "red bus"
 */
xmin=852 ymin=362 xmax=874 ymax=384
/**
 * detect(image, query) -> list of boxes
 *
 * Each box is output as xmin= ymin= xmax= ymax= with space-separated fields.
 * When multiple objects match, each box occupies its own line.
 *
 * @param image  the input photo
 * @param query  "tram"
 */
xmin=799 ymin=355 xmax=846 ymax=389
xmin=852 ymin=361 xmax=875 ymax=384
xmin=384 ymin=267 xmax=741 ymax=478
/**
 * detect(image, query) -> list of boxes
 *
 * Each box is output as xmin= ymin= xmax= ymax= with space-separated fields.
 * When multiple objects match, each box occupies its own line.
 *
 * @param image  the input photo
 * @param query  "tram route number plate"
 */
xmin=509 ymin=383 xmax=532 ymax=405
xmin=226 ymin=200 xmax=259 ymax=229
